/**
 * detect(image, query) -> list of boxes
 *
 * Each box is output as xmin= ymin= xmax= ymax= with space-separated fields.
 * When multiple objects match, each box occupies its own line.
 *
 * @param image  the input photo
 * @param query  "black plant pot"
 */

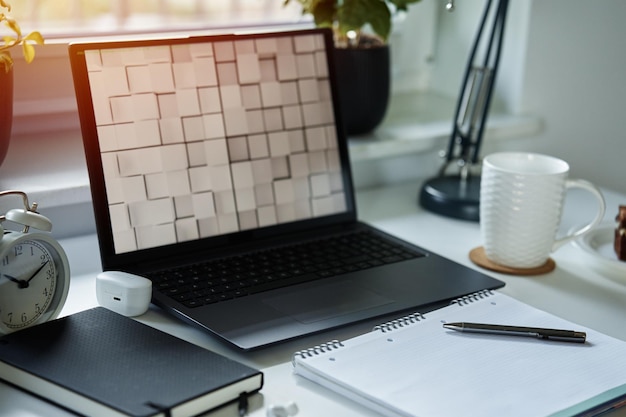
xmin=333 ymin=43 xmax=390 ymax=136
xmin=0 ymin=65 xmax=13 ymax=167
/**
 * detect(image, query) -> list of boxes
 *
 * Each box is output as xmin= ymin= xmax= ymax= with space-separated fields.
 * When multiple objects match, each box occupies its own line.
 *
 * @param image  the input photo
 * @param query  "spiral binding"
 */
xmin=293 ymin=290 xmax=497 ymax=362
xmin=449 ymin=289 xmax=494 ymax=306
xmin=373 ymin=312 xmax=426 ymax=333
xmin=293 ymin=340 xmax=345 ymax=362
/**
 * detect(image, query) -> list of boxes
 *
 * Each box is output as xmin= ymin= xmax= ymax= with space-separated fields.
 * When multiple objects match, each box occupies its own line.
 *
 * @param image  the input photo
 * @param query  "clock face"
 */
xmin=0 ymin=239 xmax=58 ymax=330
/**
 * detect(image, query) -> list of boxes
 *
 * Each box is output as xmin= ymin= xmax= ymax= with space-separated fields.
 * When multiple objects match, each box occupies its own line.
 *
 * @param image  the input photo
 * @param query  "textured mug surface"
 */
xmin=480 ymin=152 xmax=605 ymax=269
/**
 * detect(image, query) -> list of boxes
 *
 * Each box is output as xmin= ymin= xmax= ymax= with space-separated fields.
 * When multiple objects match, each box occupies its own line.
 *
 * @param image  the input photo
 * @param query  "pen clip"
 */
xmin=540 ymin=330 xmax=586 ymax=343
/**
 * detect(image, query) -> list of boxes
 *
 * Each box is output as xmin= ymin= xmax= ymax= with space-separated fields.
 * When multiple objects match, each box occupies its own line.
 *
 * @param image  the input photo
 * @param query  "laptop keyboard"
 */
xmin=147 ymin=230 xmax=425 ymax=308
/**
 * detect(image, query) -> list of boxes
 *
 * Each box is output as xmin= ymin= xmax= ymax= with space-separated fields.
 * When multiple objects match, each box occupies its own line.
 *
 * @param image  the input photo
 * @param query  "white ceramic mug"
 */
xmin=480 ymin=152 xmax=606 ymax=269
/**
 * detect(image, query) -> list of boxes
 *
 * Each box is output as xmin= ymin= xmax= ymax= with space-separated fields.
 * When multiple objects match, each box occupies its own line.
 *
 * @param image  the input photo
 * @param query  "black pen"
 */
xmin=443 ymin=322 xmax=587 ymax=343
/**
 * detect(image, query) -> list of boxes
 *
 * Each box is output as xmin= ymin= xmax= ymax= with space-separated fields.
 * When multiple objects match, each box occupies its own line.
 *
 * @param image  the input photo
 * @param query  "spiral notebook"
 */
xmin=293 ymin=291 xmax=626 ymax=417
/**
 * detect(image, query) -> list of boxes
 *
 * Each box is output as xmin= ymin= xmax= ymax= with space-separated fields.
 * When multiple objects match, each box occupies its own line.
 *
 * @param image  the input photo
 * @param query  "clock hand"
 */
xmin=25 ymin=260 xmax=51 ymax=284
xmin=2 ymin=274 xmax=23 ymax=285
xmin=2 ymin=273 xmax=29 ymax=289
xmin=1 ymin=261 xmax=52 ymax=289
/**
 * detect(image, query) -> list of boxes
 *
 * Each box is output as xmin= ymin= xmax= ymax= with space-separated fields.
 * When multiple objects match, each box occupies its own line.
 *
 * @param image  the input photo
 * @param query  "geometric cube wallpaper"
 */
xmin=85 ymin=33 xmax=347 ymax=254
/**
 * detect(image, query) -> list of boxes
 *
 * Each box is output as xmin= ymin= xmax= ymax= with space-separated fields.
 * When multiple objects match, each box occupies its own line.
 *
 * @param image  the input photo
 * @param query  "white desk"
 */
xmin=2 ymin=180 xmax=625 ymax=417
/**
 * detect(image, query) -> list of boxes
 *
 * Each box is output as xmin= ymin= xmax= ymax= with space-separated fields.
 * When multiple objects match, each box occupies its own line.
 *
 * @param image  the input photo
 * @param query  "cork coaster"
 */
xmin=469 ymin=247 xmax=556 ymax=276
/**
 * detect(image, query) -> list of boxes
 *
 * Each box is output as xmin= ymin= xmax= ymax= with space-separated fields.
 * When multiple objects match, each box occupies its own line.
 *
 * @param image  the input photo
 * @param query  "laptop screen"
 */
xmin=70 ymin=29 xmax=354 ymax=261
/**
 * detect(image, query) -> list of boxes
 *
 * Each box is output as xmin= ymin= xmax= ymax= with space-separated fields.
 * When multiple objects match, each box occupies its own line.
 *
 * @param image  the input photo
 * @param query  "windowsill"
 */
xmin=0 ymin=89 xmax=542 ymax=237
xmin=348 ymin=91 xmax=542 ymax=161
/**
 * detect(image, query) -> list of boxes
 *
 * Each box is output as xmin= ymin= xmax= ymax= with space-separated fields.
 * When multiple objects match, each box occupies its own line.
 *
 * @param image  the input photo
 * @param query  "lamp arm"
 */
xmin=444 ymin=0 xmax=510 ymax=169
xmin=471 ymin=0 xmax=509 ymax=164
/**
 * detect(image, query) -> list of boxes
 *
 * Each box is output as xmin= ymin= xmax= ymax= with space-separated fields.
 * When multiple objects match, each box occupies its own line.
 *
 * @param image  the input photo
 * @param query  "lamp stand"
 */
xmin=420 ymin=174 xmax=481 ymax=221
xmin=419 ymin=0 xmax=509 ymax=221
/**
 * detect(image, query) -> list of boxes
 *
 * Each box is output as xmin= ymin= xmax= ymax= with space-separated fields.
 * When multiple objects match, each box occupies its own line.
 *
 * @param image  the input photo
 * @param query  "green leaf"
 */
xmin=287 ymin=0 xmax=421 ymax=43
xmin=338 ymin=0 xmax=391 ymax=41
xmin=309 ymin=0 xmax=336 ymax=28
xmin=337 ymin=0 xmax=367 ymax=33
xmin=389 ymin=0 xmax=422 ymax=12
xmin=367 ymin=0 xmax=392 ymax=41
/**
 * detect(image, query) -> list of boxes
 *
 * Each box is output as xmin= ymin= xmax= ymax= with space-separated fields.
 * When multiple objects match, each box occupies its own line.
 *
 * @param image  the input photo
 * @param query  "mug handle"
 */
xmin=552 ymin=179 xmax=606 ymax=251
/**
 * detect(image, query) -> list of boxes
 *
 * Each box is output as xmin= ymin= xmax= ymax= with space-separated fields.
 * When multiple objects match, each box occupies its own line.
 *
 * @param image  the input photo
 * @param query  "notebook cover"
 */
xmin=0 ymin=307 xmax=263 ymax=417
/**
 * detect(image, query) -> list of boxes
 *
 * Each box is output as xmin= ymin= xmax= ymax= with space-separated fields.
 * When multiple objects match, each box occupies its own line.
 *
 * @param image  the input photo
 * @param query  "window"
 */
xmin=16 ymin=0 xmax=304 ymax=35
xmin=10 ymin=0 xmax=438 ymax=137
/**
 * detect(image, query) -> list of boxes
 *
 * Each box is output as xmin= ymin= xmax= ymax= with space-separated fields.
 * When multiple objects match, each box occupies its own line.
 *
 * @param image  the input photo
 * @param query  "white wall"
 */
xmin=432 ymin=0 xmax=626 ymax=195
xmin=508 ymin=0 xmax=626 ymax=196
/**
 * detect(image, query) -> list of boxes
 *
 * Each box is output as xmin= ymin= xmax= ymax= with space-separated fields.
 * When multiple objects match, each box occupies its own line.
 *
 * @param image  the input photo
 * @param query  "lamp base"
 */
xmin=418 ymin=175 xmax=481 ymax=221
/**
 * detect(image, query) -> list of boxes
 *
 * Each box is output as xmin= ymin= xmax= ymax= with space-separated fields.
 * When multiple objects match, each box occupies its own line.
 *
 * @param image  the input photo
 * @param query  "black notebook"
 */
xmin=0 ymin=308 xmax=263 ymax=417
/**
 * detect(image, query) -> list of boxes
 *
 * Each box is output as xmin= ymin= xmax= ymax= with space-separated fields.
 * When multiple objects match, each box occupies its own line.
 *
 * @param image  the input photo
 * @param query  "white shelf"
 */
xmin=348 ymin=91 xmax=542 ymax=162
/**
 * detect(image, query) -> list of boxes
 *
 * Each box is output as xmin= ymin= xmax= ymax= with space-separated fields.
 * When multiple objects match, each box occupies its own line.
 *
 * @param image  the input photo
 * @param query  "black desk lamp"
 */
xmin=419 ymin=0 xmax=510 ymax=221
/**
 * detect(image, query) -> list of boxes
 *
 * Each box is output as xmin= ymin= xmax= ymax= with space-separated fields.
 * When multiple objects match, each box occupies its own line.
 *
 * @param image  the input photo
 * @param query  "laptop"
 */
xmin=68 ymin=28 xmax=504 ymax=350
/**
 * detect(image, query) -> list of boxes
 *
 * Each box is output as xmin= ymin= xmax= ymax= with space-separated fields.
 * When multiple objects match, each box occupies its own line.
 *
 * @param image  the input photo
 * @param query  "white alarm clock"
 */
xmin=0 ymin=190 xmax=70 ymax=334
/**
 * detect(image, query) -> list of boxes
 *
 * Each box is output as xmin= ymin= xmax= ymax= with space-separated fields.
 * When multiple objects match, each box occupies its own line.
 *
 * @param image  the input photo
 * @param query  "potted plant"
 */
xmin=284 ymin=0 xmax=422 ymax=135
xmin=0 ymin=0 xmax=44 ymax=166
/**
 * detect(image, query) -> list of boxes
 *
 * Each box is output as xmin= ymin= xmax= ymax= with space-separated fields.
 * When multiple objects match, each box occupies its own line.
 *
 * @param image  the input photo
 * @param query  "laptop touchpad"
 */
xmin=262 ymin=281 xmax=394 ymax=324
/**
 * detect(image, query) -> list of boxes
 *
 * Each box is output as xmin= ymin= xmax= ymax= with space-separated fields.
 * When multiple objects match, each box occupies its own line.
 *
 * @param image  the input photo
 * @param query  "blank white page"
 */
xmin=293 ymin=291 xmax=626 ymax=417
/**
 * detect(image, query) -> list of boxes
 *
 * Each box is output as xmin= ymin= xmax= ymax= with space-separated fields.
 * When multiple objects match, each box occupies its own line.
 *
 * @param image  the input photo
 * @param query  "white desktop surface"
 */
xmin=2 ymin=180 xmax=625 ymax=417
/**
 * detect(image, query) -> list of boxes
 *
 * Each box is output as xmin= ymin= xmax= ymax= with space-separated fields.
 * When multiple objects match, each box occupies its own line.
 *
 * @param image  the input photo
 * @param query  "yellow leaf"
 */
xmin=24 ymin=31 xmax=44 ymax=45
xmin=22 ymin=41 xmax=34 ymax=63
xmin=2 ymin=35 xmax=16 ymax=46
xmin=5 ymin=17 xmax=21 ymax=37
xmin=0 ymin=52 xmax=13 ymax=72
xmin=0 ymin=2 xmax=45 ymax=66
